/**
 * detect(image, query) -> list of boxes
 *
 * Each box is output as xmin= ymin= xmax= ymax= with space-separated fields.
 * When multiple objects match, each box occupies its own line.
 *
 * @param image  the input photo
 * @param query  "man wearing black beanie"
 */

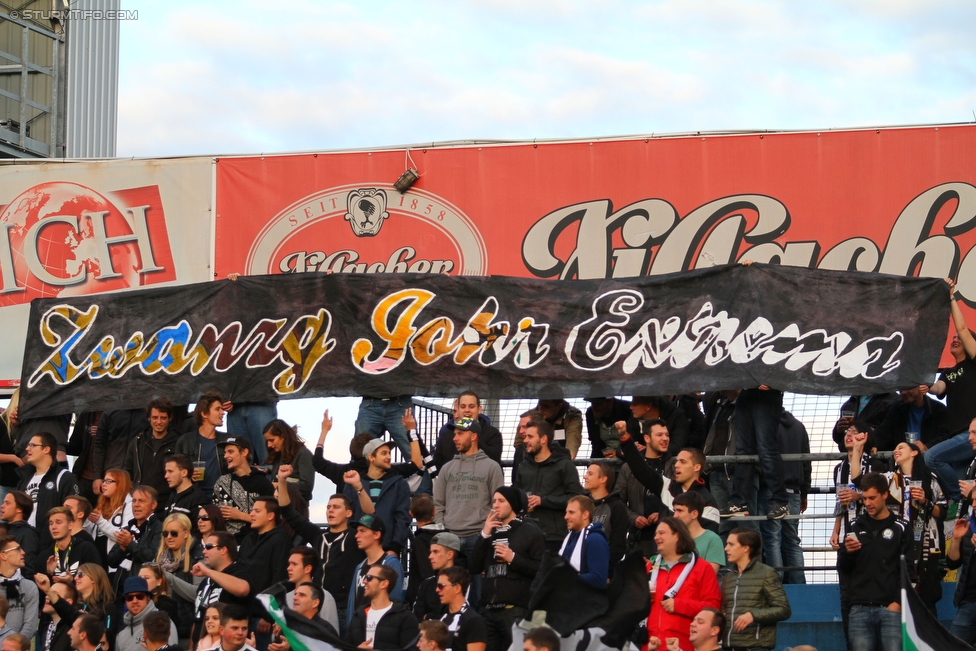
xmin=469 ymin=487 xmax=545 ymax=651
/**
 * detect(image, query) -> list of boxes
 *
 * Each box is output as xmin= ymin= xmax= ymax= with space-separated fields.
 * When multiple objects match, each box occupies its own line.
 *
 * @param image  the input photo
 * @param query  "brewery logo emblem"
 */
xmin=246 ymin=184 xmax=487 ymax=276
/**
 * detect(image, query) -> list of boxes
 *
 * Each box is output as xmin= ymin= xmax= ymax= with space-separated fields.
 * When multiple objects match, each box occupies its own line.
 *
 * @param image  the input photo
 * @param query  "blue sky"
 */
xmin=117 ymin=0 xmax=976 ymax=157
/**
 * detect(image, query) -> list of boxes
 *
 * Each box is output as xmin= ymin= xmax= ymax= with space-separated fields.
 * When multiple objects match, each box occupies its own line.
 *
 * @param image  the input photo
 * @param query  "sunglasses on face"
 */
xmin=435 ymin=582 xmax=453 ymax=591
xmin=0 ymin=546 xmax=21 ymax=554
xmin=197 ymin=515 xmax=211 ymax=522
xmin=74 ymin=572 xmax=85 ymax=580
xmin=202 ymin=543 xmax=223 ymax=551
xmin=364 ymin=574 xmax=383 ymax=582
xmin=162 ymin=530 xmax=182 ymax=538
xmin=125 ymin=593 xmax=148 ymax=602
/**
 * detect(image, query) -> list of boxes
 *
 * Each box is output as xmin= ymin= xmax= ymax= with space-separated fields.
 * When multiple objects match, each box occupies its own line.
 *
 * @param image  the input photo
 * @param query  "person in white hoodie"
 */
xmin=432 ymin=417 xmax=503 ymax=608
xmin=115 ymin=577 xmax=177 ymax=651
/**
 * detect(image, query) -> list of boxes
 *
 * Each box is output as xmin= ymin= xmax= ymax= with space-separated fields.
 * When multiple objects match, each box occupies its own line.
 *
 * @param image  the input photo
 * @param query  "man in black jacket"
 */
xmin=469 ymin=487 xmax=545 ymax=651
xmin=17 ymin=433 xmax=78 ymax=551
xmin=346 ymin=565 xmax=418 ymax=650
xmin=839 ymin=472 xmax=912 ymax=651
xmin=106 ymin=486 xmax=162 ymax=592
xmin=582 ymin=461 xmax=628 ymax=571
xmin=617 ymin=428 xmax=720 ymax=532
xmin=277 ymin=468 xmax=363 ymax=633
xmin=830 ymin=423 xmax=887 ymax=649
xmin=872 ymin=386 xmax=949 ymax=453
xmin=431 ymin=392 xmax=502 ymax=472
xmin=237 ymin=497 xmax=289 ymax=647
xmin=513 ymin=420 xmax=583 ymax=552
xmin=123 ymin=399 xmax=182 ymax=505
xmin=163 ymin=454 xmax=208 ymax=521
xmin=41 ymin=507 xmax=100 ymax=582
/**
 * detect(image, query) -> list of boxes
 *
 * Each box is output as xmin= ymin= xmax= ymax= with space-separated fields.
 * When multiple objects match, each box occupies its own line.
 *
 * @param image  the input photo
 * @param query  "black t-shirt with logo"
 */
xmin=440 ymin=606 xmax=487 ymax=651
xmin=194 ymin=561 xmax=252 ymax=618
xmin=941 ymin=355 xmax=976 ymax=435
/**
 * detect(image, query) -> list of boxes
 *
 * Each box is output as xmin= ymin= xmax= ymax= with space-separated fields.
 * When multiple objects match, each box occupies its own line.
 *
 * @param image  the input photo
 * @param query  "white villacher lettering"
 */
xmin=522 ymin=182 xmax=976 ymax=305
xmin=278 ymin=246 xmax=454 ymax=274
xmin=565 ymin=290 xmax=904 ymax=380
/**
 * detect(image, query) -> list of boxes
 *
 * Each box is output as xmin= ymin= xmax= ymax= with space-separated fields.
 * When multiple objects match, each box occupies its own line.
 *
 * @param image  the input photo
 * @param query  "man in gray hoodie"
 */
xmin=115 ymin=577 xmax=177 ymax=651
xmin=432 ymin=417 xmax=503 ymax=607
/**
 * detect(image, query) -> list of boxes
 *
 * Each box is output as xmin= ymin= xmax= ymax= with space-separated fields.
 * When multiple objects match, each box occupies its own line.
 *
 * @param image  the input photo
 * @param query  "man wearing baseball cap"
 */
xmin=345 ymin=514 xmax=404 ymax=631
xmin=342 ymin=439 xmax=411 ymax=556
xmin=414 ymin=532 xmax=462 ymax=621
xmin=212 ymin=437 xmax=274 ymax=541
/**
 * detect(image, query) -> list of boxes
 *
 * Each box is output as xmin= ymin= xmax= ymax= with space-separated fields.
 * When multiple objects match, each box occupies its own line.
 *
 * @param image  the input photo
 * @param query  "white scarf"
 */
xmin=558 ymin=524 xmax=592 ymax=571
xmin=649 ymin=552 xmax=697 ymax=599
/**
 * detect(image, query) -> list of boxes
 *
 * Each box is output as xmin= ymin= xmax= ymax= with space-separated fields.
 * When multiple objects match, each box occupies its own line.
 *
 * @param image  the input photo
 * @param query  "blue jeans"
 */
xmin=356 ymin=396 xmax=413 ymax=458
xmin=226 ymin=401 xmax=278 ymax=465
xmin=458 ymin=533 xmax=482 ymax=608
xmin=731 ymin=390 xmax=786 ymax=509
xmin=758 ymin=490 xmax=805 ymax=583
xmin=951 ymin=599 xmax=976 ymax=644
xmin=848 ymin=604 xmax=901 ymax=651
xmin=925 ymin=430 xmax=974 ymax=501
xmin=712 ymin=469 xmax=758 ymax=536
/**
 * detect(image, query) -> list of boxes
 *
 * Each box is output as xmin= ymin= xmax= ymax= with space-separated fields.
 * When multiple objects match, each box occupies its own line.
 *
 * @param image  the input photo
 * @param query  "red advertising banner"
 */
xmin=213 ymin=125 xmax=975 ymax=367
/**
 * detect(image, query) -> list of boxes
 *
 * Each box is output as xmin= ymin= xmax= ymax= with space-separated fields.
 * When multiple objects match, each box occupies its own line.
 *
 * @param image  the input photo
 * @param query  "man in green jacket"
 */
xmin=721 ymin=528 xmax=791 ymax=650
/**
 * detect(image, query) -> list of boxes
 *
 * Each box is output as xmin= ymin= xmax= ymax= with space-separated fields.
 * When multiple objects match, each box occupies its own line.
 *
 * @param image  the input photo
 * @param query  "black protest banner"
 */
xmin=18 ymin=265 xmax=949 ymax=417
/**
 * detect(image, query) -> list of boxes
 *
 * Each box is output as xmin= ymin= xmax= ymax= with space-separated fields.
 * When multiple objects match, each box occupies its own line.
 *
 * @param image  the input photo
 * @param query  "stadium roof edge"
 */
xmin=1 ymin=120 xmax=973 ymax=164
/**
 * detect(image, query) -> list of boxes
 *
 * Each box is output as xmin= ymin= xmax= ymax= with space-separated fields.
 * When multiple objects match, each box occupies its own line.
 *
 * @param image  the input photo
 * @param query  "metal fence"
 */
xmin=410 ymin=393 xmax=858 ymax=584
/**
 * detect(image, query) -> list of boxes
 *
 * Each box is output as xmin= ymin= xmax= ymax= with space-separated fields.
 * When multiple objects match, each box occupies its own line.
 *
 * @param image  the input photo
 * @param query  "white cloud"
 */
xmin=116 ymin=0 xmax=976 ymax=157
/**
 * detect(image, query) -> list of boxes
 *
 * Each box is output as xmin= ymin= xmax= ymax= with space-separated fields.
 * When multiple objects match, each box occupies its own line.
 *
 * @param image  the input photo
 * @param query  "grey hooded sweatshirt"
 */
xmin=116 ymin=601 xmax=178 ymax=651
xmin=433 ymin=448 xmax=504 ymax=536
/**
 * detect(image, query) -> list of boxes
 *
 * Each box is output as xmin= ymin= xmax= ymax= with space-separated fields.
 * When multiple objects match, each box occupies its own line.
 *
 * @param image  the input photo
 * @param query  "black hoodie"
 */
xmin=590 ymin=491 xmax=629 ymax=570
xmin=469 ymin=517 xmax=546 ymax=608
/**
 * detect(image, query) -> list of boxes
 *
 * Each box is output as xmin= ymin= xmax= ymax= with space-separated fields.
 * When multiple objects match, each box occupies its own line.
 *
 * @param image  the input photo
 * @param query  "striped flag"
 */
xmin=258 ymin=594 xmax=351 ymax=651
xmin=900 ymin=557 xmax=970 ymax=650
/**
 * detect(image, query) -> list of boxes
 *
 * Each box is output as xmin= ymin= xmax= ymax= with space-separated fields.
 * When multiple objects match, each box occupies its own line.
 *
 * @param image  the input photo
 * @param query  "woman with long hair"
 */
xmin=0 ymin=389 xmax=24 ymax=499
xmin=889 ymin=441 xmax=947 ymax=613
xmin=139 ymin=563 xmax=179 ymax=624
xmin=263 ymin=419 xmax=315 ymax=501
xmin=196 ymin=603 xmax=225 ymax=651
xmin=196 ymin=505 xmax=227 ymax=539
xmin=73 ymin=562 xmax=118 ymax=642
xmin=646 ymin=517 xmax=721 ymax=651
xmin=89 ymin=468 xmax=133 ymax=562
xmin=156 ymin=513 xmax=202 ymax=638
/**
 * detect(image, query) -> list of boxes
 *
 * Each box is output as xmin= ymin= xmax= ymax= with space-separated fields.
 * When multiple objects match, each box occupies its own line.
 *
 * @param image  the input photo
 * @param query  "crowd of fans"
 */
xmin=0 ymin=281 xmax=973 ymax=651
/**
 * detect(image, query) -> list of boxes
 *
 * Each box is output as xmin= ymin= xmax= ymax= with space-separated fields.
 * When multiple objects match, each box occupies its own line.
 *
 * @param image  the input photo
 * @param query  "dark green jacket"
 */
xmin=720 ymin=558 xmax=791 ymax=649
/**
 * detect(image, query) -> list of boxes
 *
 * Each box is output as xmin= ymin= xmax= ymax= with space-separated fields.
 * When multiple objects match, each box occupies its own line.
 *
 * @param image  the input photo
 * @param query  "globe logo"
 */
xmin=0 ymin=181 xmax=161 ymax=307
